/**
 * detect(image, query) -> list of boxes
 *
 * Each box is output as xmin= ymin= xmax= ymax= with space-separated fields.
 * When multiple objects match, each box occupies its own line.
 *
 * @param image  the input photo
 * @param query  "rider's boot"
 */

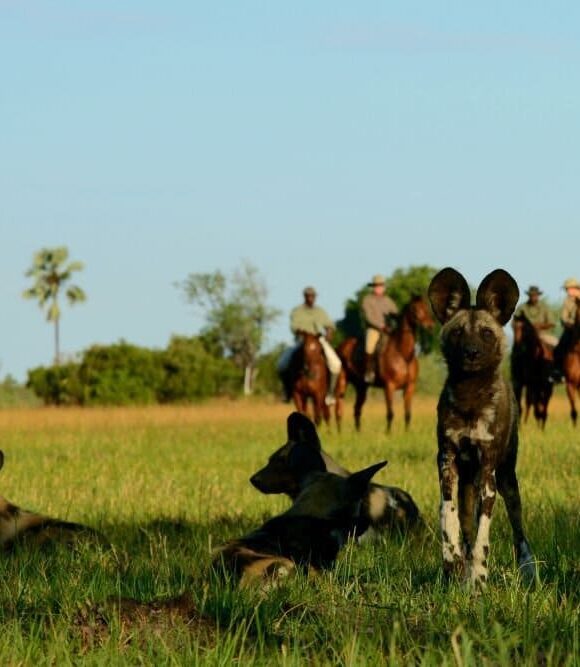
xmin=364 ymin=354 xmax=375 ymax=384
xmin=279 ymin=372 xmax=293 ymax=402
xmin=325 ymin=372 xmax=338 ymax=406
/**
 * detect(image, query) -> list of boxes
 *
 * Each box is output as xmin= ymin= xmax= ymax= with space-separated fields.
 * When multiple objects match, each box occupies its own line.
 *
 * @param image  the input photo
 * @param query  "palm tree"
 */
xmin=23 ymin=247 xmax=86 ymax=365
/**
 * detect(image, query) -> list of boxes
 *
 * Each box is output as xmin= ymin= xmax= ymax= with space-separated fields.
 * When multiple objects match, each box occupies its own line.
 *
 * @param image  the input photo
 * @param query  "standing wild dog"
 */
xmin=428 ymin=268 xmax=536 ymax=586
xmin=0 ymin=450 xmax=100 ymax=549
xmin=213 ymin=448 xmax=387 ymax=587
xmin=250 ymin=412 xmax=421 ymax=535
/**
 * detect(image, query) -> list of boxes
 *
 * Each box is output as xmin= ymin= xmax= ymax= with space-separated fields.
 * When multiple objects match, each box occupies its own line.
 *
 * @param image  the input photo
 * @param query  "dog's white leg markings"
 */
xmin=441 ymin=497 xmax=462 ymax=563
xmin=471 ymin=514 xmax=491 ymax=585
xmin=471 ymin=471 xmax=496 ymax=586
xmin=440 ymin=467 xmax=463 ymax=572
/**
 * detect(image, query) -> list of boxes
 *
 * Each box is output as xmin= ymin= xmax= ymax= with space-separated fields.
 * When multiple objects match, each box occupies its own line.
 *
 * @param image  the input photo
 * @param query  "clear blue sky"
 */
xmin=1 ymin=2 xmax=579 ymax=380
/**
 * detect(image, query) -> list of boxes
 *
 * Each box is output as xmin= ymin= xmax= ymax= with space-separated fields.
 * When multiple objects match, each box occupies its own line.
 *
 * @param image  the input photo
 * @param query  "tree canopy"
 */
xmin=22 ymin=247 xmax=86 ymax=364
xmin=178 ymin=261 xmax=280 ymax=394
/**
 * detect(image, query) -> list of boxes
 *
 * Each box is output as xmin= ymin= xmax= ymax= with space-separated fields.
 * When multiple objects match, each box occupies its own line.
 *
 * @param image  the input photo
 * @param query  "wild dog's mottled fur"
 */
xmin=250 ymin=412 xmax=421 ymax=536
xmin=214 ymin=445 xmax=386 ymax=587
xmin=0 ymin=450 xmax=100 ymax=549
xmin=428 ymin=268 xmax=536 ymax=586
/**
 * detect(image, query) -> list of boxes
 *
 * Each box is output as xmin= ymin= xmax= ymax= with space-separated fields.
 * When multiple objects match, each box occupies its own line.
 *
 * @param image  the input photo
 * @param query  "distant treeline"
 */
xmin=26 ymin=337 xmax=447 ymax=406
xmin=27 ymin=337 xmax=285 ymax=406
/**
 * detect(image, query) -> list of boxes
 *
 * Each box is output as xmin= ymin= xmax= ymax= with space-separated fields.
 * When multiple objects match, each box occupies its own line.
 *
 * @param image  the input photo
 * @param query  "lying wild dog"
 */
xmin=250 ymin=412 xmax=421 ymax=535
xmin=0 ymin=450 xmax=101 ymax=549
xmin=428 ymin=268 xmax=536 ymax=586
xmin=213 ymin=448 xmax=387 ymax=587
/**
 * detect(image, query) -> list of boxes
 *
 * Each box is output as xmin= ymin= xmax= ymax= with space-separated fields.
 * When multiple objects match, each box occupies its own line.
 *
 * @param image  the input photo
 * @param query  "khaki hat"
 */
xmin=526 ymin=285 xmax=542 ymax=296
xmin=563 ymin=277 xmax=580 ymax=289
xmin=303 ymin=286 xmax=317 ymax=296
xmin=368 ymin=274 xmax=386 ymax=287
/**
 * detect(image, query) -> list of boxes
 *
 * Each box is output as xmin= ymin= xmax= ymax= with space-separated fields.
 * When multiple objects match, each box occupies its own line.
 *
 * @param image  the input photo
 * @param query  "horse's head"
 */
xmin=407 ymin=295 xmax=435 ymax=332
xmin=512 ymin=315 xmax=526 ymax=345
xmin=512 ymin=313 xmax=547 ymax=358
xmin=299 ymin=333 xmax=324 ymax=363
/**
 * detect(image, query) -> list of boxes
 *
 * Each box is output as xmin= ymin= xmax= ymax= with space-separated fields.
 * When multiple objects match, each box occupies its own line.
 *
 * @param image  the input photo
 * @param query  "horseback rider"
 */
xmin=560 ymin=277 xmax=580 ymax=329
xmin=362 ymin=274 xmax=398 ymax=383
xmin=278 ymin=286 xmax=342 ymax=405
xmin=553 ymin=277 xmax=580 ymax=380
xmin=513 ymin=285 xmax=558 ymax=348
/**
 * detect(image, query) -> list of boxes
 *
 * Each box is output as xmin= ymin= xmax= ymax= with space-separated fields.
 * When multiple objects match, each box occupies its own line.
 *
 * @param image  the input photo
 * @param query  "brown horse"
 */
xmin=290 ymin=333 xmax=330 ymax=426
xmin=336 ymin=295 xmax=434 ymax=432
xmin=511 ymin=313 xmax=554 ymax=428
xmin=560 ymin=298 xmax=580 ymax=426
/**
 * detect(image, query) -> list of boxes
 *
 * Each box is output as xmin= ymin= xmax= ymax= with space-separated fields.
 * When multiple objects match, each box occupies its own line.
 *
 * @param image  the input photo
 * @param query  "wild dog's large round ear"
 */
xmin=286 ymin=412 xmax=321 ymax=450
xmin=287 ymin=441 xmax=327 ymax=477
xmin=347 ymin=460 xmax=388 ymax=498
xmin=0 ymin=450 xmax=4 ymax=471
xmin=476 ymin=269 xmax=519 ymax=325
xmin=428 ymin=268 xmax=471 ymax=324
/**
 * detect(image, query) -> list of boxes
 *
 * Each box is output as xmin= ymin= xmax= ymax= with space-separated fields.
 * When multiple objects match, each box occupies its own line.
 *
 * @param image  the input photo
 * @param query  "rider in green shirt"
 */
xmin=278 ymin=287 xmax=342 ymax=405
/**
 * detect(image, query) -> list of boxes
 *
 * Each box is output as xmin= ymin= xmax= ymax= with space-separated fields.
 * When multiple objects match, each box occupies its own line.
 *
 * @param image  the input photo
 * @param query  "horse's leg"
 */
xmin=292 ymin=390 xmax=303 ymax=414
xmin=403 ymin=381 xmax=415 ymax=431
xmin=566 ymin=381 xmax=577 ymax=426
xmin=513 ymin=380 xmax=523 ymax=422
xmin=294 ymin=390 xmax=309 ymax=419
xmin=354 ymin=383 xmax=368 ymax=432
xmin=524 ymin=388 xmax=532 ymax=424
xmin=322 ymin=396 xmax=330 ymax=427
xmin=312 ymin=393 xmax=322 ymax=427
xmin=384 ymin=381 xmax=395 ymax=434
xmin=335 ymin=371 xmax=347 ymax=433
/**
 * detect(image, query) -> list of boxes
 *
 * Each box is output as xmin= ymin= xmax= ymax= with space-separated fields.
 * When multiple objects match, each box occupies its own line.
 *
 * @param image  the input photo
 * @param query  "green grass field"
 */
xmin=0 ymin=392 xmax=579 ymax=665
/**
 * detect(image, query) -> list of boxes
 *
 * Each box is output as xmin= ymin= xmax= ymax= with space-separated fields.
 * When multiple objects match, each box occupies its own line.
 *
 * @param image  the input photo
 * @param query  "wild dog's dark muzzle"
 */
xmin=249 ymin=473 xmax=266 ymax=492
xmin=462 ymin=345 xmax=481 ymax=362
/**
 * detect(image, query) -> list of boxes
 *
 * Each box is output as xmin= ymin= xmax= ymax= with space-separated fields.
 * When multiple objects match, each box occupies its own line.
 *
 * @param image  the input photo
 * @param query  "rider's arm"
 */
xmin=383 ymin=297 xmax=399 ymax=332
xmin=543 ymin=304 xmax=555 ymax=330
xmin=318 ymin=308 xmax=335 ymax=340
xmin=561 ymin=299 xmax=576 ymax=329
xmin=290 ymin=307 xmax=303 ymax=336
xmin=532 ymin=304 xmax=555 ymax=330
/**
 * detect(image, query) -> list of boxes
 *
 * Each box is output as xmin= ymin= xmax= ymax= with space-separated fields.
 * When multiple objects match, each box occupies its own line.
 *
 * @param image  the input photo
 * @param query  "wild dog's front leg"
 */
xmin=470 ymin=462 xmax=496 ymax=587
xmin=438 ymin=449 xmax=464 ymax=578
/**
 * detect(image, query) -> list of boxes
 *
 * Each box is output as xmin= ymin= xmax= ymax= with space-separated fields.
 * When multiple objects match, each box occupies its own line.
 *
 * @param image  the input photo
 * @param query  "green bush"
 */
xmin=27 ymin=363 xmax=83 ymax=405
xmin=78 ymin=341 xmax=164 ymax=406
xmin=158 ymin=335 xmax=239 ymax=402
xmin=26 ymin=337 xmax=243 ymax=406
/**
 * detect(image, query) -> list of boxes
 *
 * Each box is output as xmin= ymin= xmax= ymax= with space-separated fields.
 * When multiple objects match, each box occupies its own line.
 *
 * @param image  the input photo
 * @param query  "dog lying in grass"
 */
xmin=428 ymin=268 xmax=536 ymax=587
xmin=250 ymin=412 xmax=421 ymax=536
xmin=213 ymin=440 xmax=387 ymax=587
xmin=0 ymin=449 xmax=101 ymax=549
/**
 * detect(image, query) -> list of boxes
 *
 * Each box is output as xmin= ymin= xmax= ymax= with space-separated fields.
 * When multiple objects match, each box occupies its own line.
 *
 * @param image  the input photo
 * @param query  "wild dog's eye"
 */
xmin=450 ymin=327 xmax=462 ymax=337
xmin=480 ymin=327 xmax=494 ymax=340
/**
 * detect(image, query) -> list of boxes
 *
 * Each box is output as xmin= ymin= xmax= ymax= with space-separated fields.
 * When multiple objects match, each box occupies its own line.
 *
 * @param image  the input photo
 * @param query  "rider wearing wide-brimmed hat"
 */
xmin=361 ymin=274 xmax=399 ymax=383
xmin=553 ymin=277 xmax=580 ymax=381
xmin=561 ymin=277 xmax=580 ymax=329
xmin=513 ymin=285 xmax=557 ymax=347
